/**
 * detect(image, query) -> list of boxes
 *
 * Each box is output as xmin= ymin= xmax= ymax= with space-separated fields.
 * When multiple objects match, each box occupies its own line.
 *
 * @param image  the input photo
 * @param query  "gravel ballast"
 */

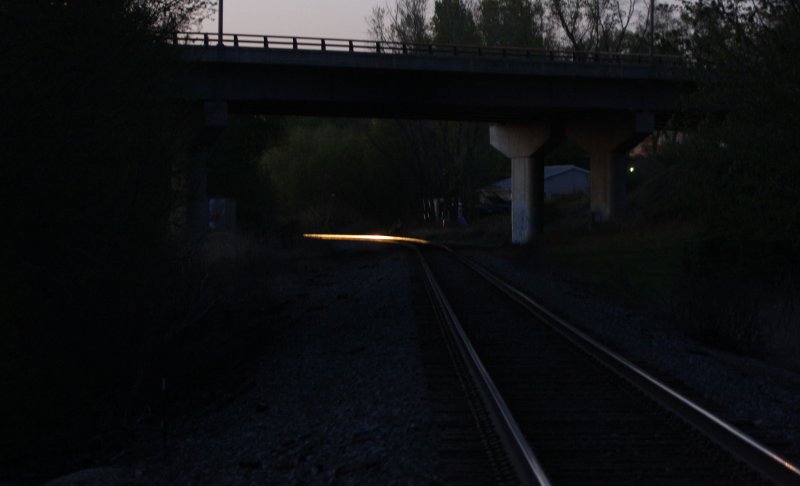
xmin=149 ymin=245 xmax=435 ymax=484
xmin=44 ymin=244 xmax=437 ymax=485
xmin=42 ymin=241 xmax=800 ymax=485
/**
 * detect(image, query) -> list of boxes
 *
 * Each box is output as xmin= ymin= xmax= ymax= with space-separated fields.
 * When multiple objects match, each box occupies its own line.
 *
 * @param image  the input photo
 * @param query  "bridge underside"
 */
xmin=221 ymin=100 xmax=675 ymax=127
xmin=176 ymin=46 xmax=693 ymax=242
xmin=176 ymin=46 xmax=689 ymax=123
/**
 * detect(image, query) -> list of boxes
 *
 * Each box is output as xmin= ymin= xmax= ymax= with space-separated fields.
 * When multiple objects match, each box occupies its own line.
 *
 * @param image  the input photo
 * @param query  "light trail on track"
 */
xmin=304 ymin=233 xmax=431 ymax=245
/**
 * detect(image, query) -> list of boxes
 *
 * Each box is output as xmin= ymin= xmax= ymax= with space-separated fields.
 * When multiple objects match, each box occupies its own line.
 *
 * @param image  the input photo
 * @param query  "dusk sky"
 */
xmin=200 ymin=0 xmax=422 ymax=39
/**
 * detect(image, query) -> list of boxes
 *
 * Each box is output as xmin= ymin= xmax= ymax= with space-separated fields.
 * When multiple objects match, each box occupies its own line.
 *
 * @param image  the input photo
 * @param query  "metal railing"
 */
xmin=173 ymin=32 xmax=684 ymax=66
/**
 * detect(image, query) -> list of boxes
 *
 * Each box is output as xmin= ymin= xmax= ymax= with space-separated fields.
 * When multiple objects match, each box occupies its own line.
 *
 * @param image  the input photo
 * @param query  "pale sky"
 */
xmin=200 ymin=1 xmax=391 ymax=39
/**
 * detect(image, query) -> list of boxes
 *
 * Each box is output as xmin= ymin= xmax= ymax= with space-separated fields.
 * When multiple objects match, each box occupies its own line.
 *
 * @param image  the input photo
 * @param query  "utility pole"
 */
xmin=218 ymin=0 xmax=224 ymax=45
xmin=650 ymin=0 xmax=655 ymax=57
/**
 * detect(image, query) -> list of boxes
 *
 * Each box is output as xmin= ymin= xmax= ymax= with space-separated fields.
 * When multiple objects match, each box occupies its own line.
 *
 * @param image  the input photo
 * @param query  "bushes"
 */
xmin=634 ymin=0 xmax=800 ymax=355
xmin=661 ymin=70 xmax=800 ymax=351
xmin=660 ymin=116 xmax=800 ymax=353
xmin=672 ymin=265 xmax=800 ymax=358
xmin=671 ymin=235 xmax=800 ymax=354
xmin=0 ymin=1 xmax=221 ymax=468
xmin=660 ymin=115 xmax=800 ymax=353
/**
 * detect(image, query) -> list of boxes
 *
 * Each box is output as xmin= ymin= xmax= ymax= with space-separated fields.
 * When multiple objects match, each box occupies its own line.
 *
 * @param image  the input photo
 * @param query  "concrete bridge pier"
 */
xmin=490 ymin=123 xmax=560 ymax=244
xmin=188 ymin=101 xmax=227 ymax=241
xmin=188 ymin=146 xmax=210 ymax=242
xmin=567 ymin=112 xmax=654 ymax=223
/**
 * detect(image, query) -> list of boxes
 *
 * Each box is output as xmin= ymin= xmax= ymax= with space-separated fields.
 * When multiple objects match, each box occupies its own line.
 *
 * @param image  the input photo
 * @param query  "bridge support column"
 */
xmin=188 ymin=101 xmax=227 ymax=241
xmin=490 ymin=123 xmax=559 ymax=244
xmin=567 ymin=112 xmax=654 ymax=223
xmin=188 ymin=147 xmax=210 ymax=242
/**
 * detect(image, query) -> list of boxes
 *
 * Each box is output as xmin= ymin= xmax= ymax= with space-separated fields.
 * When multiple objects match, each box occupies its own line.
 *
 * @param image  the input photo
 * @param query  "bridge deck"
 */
xmin=171 ymin=32 xmax=694 ymax=122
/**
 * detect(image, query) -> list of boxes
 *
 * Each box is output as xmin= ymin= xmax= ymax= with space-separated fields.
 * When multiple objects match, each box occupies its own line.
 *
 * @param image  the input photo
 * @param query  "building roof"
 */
xmin=487 ymin=165 xmax=590 ymax=191
xmin=545 ymin=164 xmax=589 ymax=178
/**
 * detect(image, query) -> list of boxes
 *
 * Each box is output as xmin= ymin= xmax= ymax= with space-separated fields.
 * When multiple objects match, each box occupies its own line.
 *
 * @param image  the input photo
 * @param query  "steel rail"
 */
xmin=172 ymin=31 xmax=684 ymax=66
xmin=414 ymin=246 xmax=552 ymax=486
xmin=301 ymin=234 xmax=797 ymax=483
xmin=442 ymin=247 xmax=800 ymax=486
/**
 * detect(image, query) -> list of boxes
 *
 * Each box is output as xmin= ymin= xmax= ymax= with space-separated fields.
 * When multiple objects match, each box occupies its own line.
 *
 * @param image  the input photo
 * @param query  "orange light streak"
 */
xmin=303 ymin=233 xmax=429 ymax=245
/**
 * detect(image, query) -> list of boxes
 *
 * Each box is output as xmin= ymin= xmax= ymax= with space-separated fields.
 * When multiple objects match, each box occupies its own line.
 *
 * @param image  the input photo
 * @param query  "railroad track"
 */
xmin=418 ymin=244 xmax=799 ymax=485
xmin=304 ymin=234 xmax=800 ymax=484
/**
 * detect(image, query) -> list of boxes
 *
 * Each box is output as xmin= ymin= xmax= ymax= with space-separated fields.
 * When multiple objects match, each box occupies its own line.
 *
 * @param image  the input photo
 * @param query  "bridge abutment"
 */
xmin=188 ymin=146 xmax=211 ymax=242
xmin=567 ymin=112 xmax=654 ymax=223
xmin=490 ymin=123 xmax=560 ymax=244
xmin=188 ymin=101 xmax=227 ymax=241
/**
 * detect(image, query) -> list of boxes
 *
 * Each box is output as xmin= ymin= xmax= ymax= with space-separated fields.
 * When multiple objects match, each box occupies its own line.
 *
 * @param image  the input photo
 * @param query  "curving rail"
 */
xmin=303 ymin=234 xmax=800 ymax=484
xmin=444 ymin=247 xmax=800 ymax=485
xmin=173 ymin=31 xmax=684 ymax=66
xmin=307 ymin=234 xmax=800 ymax=484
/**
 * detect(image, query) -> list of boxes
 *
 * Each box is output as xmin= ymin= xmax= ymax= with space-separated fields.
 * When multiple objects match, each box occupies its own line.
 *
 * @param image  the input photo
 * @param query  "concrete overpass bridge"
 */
xmin=172 ymin=32 xmax=695 ymax=242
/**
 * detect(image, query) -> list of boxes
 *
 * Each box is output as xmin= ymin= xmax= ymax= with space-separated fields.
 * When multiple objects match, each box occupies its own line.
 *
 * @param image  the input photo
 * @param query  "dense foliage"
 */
xmin=644 ymin=0 xmax=800 ymax=350
xmin=1 ymin=0 xmax=213 ymax=467
xmin=259 ymin=118 xmax=506 ymax=230
xmin=682 ymin=0 xmax=800 ymax=243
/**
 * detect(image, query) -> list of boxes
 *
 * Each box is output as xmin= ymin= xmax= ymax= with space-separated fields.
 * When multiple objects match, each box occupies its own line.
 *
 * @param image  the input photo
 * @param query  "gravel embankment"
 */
xmin=467 ymin=249 xmax=800 ymax=466
xmin=46 ymin=244 xmax=435 ymax=485
xmin=41 ymin=241 xmax=800 ymax=485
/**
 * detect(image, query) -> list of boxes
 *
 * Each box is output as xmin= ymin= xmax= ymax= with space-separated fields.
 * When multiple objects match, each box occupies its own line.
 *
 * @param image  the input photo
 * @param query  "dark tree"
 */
xmin=477 ymin=0 xmax=551 ymax=48
xmin=0 ymin=0 xmax=213 ymax=471
xmin=432 ymin=0 xmax=481 ymax=44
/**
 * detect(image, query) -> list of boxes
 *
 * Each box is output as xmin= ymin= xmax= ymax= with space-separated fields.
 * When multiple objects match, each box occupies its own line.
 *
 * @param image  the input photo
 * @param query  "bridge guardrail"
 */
xmin=173 ymin=32 xmax=684 ymax=66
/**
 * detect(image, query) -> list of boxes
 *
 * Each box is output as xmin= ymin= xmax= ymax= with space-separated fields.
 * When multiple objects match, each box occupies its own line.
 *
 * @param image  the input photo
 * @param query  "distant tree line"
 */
xmin=367 ymin=0 xmax=678 ymax=53
xmin=256 ymin=117 xmax=506 ymax=231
